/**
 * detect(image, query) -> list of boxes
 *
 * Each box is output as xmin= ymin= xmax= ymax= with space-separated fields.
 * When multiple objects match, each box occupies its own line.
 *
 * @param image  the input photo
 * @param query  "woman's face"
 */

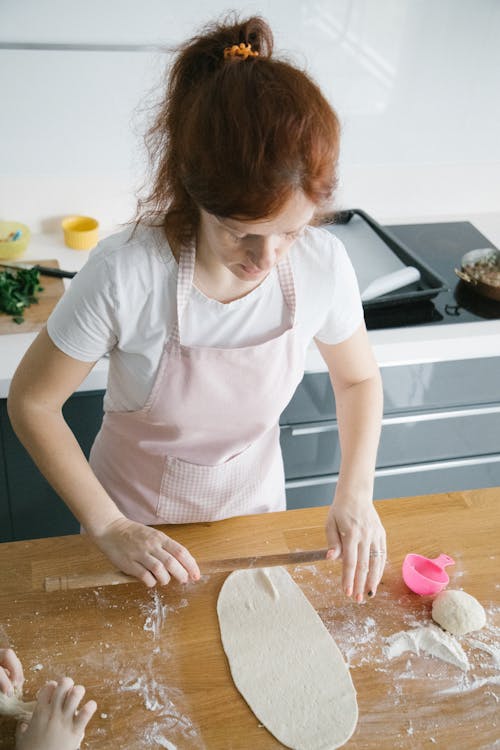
xmin=198 ymin=191 xmax=317 ymax=282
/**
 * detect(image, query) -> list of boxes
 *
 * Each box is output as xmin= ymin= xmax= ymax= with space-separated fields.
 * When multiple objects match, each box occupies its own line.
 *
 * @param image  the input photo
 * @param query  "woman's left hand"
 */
xmin=325 ymin=495 xmax=386 ymax=602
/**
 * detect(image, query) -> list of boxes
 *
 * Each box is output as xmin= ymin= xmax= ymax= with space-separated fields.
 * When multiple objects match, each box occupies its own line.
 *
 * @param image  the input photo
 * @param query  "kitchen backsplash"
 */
xmin=1 ymin=0 xmax=499 ymax=230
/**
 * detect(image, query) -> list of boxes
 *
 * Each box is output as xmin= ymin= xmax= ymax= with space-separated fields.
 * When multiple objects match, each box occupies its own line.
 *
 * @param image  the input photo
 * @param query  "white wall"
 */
xmin=1 ymin=0 xmax=499 ymax=231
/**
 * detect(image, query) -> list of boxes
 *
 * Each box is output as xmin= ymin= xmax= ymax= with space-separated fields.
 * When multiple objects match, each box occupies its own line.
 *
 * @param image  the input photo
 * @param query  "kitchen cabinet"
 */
xmin=0 ymin=392 xmax=104 ymax=541
xmin=282 ymin=356 xmax=500 ymax=508
xmin=1 ymin=355 xmax=499 ymax=541
xmin=0 ymin=433 xmax=12 ymax=542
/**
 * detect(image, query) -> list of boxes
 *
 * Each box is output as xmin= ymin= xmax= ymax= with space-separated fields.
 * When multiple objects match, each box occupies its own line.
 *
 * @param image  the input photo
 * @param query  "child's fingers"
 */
xmin=63 ymin=684 xmax=86 ymax=715
xmin=0 ymin=648 xmax=24 ymax=692
xmin=74 ymin=699 xmax=97 ymax=731
xmin=51 ymin=677 xmax=74 ymax=711
xmin=35 ymin=680 xmax=58 ymax=706
xmin=0 ymin=669 xmax=14 ymax=696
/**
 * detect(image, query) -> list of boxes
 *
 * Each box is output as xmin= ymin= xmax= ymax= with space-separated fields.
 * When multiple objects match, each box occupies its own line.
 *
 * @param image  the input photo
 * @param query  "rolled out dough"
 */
xmin=217 ymin=567 xmax=358 ymax=750
xmin=0 ymin=691 xmax=35 ymax=721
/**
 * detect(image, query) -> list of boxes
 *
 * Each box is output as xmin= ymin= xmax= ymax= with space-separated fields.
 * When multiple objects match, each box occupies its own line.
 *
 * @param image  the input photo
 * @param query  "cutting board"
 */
xmin=0 ymin=260 xmax=66 ymax=335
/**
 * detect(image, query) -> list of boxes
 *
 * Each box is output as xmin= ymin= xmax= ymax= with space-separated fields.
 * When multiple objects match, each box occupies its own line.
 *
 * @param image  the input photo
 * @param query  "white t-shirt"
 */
xmin=47 ymin=223 xmax=363 ymax=411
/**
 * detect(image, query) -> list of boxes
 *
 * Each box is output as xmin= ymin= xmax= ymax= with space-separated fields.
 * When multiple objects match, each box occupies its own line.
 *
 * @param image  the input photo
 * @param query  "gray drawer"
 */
xmin=285 ymin=454 xmax=500 ymax=509
xmin=280 ymin=357 xmax=500 ymax=424
xmin=281 ymin=404 xmax=500 ymax=479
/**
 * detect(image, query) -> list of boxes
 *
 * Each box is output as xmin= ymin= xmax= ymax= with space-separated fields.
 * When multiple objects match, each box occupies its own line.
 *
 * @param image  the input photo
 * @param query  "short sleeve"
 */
xmin=46 ymin=249 xmax=118 ymax=362
xmin=313 ymin=233 xmax=364 ymax=345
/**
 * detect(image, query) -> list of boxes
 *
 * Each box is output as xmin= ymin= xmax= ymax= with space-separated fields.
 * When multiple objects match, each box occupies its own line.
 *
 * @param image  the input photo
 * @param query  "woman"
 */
xmin=8 ymin=16 xmax=385 ymax=602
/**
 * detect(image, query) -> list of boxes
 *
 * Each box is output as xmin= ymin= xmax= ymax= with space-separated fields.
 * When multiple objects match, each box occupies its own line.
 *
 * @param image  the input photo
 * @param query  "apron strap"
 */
xmin=276 ymin=254 xmax=297 ymax=325
xmin=173 ymin=245 xmax=296 ymax=344
xmin=172 ymin=244 xmax=196 ymax=345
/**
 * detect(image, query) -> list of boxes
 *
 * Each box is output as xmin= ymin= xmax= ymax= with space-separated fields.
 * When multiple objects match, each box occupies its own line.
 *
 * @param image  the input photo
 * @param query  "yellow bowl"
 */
xmin=0 ymin=221 xmax=31 ymax=260
xmin=62 ymin=215 xmax=99 ymax=250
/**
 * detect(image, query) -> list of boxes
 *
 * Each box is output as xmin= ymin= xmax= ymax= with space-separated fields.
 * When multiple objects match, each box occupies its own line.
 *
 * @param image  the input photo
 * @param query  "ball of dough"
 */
xmin=432 ymin=589 xmax=486 ymax=636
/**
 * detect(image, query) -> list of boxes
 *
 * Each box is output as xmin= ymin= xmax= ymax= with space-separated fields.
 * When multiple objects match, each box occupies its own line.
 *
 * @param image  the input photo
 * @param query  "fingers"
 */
xmin=353 ymin=542 xmax=370 ymax=603
xmin=162 ymin=540 xmax=201 ymax=582
xmin=139 ymin=535 xmax=201 ymax=587
xmin=63 ymin=683 xmax=86 ymax=716
xmin=0 ymin=669 xmax=13 ymax=696
xmin=51 ymin=677 xmax=75 ymax=712
xmin=326 ymin=501 xmax=387 ymax=602
xmin=74 ymin=699 xmax=97 ymax=732
xmin=0 ymin=648 xmax=24 ymax=693
xmin=32 ymin=678 xmax=96 ymax=734
xmin=348 ymin=541 xmax=387 ymax=601
xmin=325 ymin=527 xmax=343 ymax=562
xmin=341 ymin=537 xmax=386 ymax=602
xmin=365 ymin=544 xmax=387 ymax=597
xmin=132 ymin=541 xmax=201 ymax=587
xmin=96 ymin=520 xmax=200 ymax=588
xmin=124 ymin=561 xmax=159 ymax=589
xmin=144 ymin=537 xmax=200 ymax=586
xmin=36 ymin=680 xmax=58 ymax=706
xmin=339 ymin=535 xmax=357 ymax=598
xmin=30 ymin=680 xmax=58 ymax=723
xmin=143 ymin=555 xmax=174 ymax=586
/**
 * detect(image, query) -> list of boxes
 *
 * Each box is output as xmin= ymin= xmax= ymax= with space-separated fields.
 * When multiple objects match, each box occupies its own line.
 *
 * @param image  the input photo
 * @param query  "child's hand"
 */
xmin=16 ymin=677 xmax=97 ymax=750
xmin=0 ymin=648 xmax=24 ymax=696
xmin=90 ymin=517 xmax=201 ymax=587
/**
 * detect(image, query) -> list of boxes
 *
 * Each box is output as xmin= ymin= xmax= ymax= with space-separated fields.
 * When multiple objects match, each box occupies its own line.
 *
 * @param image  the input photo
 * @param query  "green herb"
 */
xmin=0 ymin=267 xmax=44 ymax=324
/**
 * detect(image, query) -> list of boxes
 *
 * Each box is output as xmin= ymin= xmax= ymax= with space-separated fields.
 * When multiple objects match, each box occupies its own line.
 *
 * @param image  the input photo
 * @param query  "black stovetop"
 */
xmin=364 ymin=221 xmax=500 ymax=330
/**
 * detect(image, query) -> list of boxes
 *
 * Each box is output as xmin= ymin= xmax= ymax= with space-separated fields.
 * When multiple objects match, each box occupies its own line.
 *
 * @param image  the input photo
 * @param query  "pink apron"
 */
xmin=89 ymin=243 xmax=305 ymax=524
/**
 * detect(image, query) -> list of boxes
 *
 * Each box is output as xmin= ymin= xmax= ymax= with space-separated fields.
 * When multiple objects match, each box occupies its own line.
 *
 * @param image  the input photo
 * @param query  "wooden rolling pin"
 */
xmin=44 ymin=548 xmax=329 ymax=592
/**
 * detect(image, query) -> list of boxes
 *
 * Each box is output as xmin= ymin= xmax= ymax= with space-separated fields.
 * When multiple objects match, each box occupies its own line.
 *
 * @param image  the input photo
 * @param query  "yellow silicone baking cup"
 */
xmin=62 ymin=216 xmax=99 ymax=250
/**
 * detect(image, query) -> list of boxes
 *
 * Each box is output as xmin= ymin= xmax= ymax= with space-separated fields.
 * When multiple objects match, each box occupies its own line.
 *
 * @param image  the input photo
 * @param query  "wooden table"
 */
xmin=0 ymin=488 xmax=499 ymax=749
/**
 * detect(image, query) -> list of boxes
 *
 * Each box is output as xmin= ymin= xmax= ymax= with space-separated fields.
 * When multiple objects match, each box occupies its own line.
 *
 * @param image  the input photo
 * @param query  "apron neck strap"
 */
xmin=173 ymin=244 xmax=296 ymax=344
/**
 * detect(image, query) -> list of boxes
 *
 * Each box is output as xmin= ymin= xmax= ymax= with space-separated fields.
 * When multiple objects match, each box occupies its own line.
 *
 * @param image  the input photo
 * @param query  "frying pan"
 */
xmin=455 ymin=248 xmax=500 ymax=302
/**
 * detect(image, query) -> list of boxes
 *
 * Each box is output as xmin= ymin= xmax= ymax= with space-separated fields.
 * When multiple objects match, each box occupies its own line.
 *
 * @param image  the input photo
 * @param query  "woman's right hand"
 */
xmin=89 ymin=517 xmax=201 ymax=587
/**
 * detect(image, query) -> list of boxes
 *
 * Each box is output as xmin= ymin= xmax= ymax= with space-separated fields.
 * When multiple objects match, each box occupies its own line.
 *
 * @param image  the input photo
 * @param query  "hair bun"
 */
xmin=233 ymin=16 xmax=273 ymax=58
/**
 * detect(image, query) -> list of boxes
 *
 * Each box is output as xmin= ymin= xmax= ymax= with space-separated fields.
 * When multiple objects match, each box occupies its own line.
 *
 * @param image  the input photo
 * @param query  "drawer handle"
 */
xmin=288 ymin=405 xmax=500 ymax=436
xmin=285 ymin=453 xmax=500 ymax=489
xmin=381 ymin=404 xmax=500 ymax=426
xmin=290 ymin=424 xmax=337 ymax=437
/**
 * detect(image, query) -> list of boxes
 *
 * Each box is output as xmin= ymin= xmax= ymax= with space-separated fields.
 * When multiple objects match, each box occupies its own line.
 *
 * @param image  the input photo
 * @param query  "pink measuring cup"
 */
xmin=402 ymin=553 xmax=455 ymax=596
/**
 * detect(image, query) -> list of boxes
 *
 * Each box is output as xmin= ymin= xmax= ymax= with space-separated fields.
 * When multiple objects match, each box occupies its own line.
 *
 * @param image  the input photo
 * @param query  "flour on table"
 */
xmin=143 ymin=723 xmax=178 ymax=749
xmin=119 ymin=670 xmax=199 ymax=740
xmin=141 ymin=590 xmax=168 ymax=641
xmin=465 ymin=638 xmax=500 ymax=666
xmin=384 ymin=623 xmax=470 ymax=671
xmin=217 ymin=566 xmax=358 ymax=750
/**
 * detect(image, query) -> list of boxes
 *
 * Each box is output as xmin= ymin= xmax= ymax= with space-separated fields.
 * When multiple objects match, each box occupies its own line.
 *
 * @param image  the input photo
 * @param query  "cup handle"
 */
xmin=432 ymin=553 xmax=455 ymax=569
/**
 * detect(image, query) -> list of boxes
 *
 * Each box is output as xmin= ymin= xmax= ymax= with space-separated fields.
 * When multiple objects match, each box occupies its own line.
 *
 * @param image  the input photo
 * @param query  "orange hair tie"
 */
xmin=224 ymin=42 xmax=259 ymax=60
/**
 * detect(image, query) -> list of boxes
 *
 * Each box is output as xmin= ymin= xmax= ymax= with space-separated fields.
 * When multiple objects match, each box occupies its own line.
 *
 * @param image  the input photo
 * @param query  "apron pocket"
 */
xmin=157 ymin=446 xmax=263 ymax=523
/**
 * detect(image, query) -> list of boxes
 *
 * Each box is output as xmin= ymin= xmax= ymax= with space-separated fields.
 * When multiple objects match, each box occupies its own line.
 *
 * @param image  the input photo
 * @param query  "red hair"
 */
xmin=134 ymin=15 xmax=340 ymax=248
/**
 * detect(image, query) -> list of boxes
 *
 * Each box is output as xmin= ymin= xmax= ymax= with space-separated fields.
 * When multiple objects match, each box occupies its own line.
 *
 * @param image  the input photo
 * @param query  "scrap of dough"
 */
xmin=384 ymin=623 xmax=470 ymax=671
xmin=0 ymin=691 xmax=35 ymax=721
xmin=217 ymin=567 xmax=358 ymax=750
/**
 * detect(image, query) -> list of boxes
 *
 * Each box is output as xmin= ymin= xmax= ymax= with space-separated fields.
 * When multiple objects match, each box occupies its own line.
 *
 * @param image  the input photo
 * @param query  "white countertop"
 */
xmin=1 ymin=212 xmax=500 ymax=398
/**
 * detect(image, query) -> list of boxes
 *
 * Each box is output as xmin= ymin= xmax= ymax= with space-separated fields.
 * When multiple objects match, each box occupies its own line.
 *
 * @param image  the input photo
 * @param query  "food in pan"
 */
xmin=462 ymin=250 xmax=500 ymax=287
